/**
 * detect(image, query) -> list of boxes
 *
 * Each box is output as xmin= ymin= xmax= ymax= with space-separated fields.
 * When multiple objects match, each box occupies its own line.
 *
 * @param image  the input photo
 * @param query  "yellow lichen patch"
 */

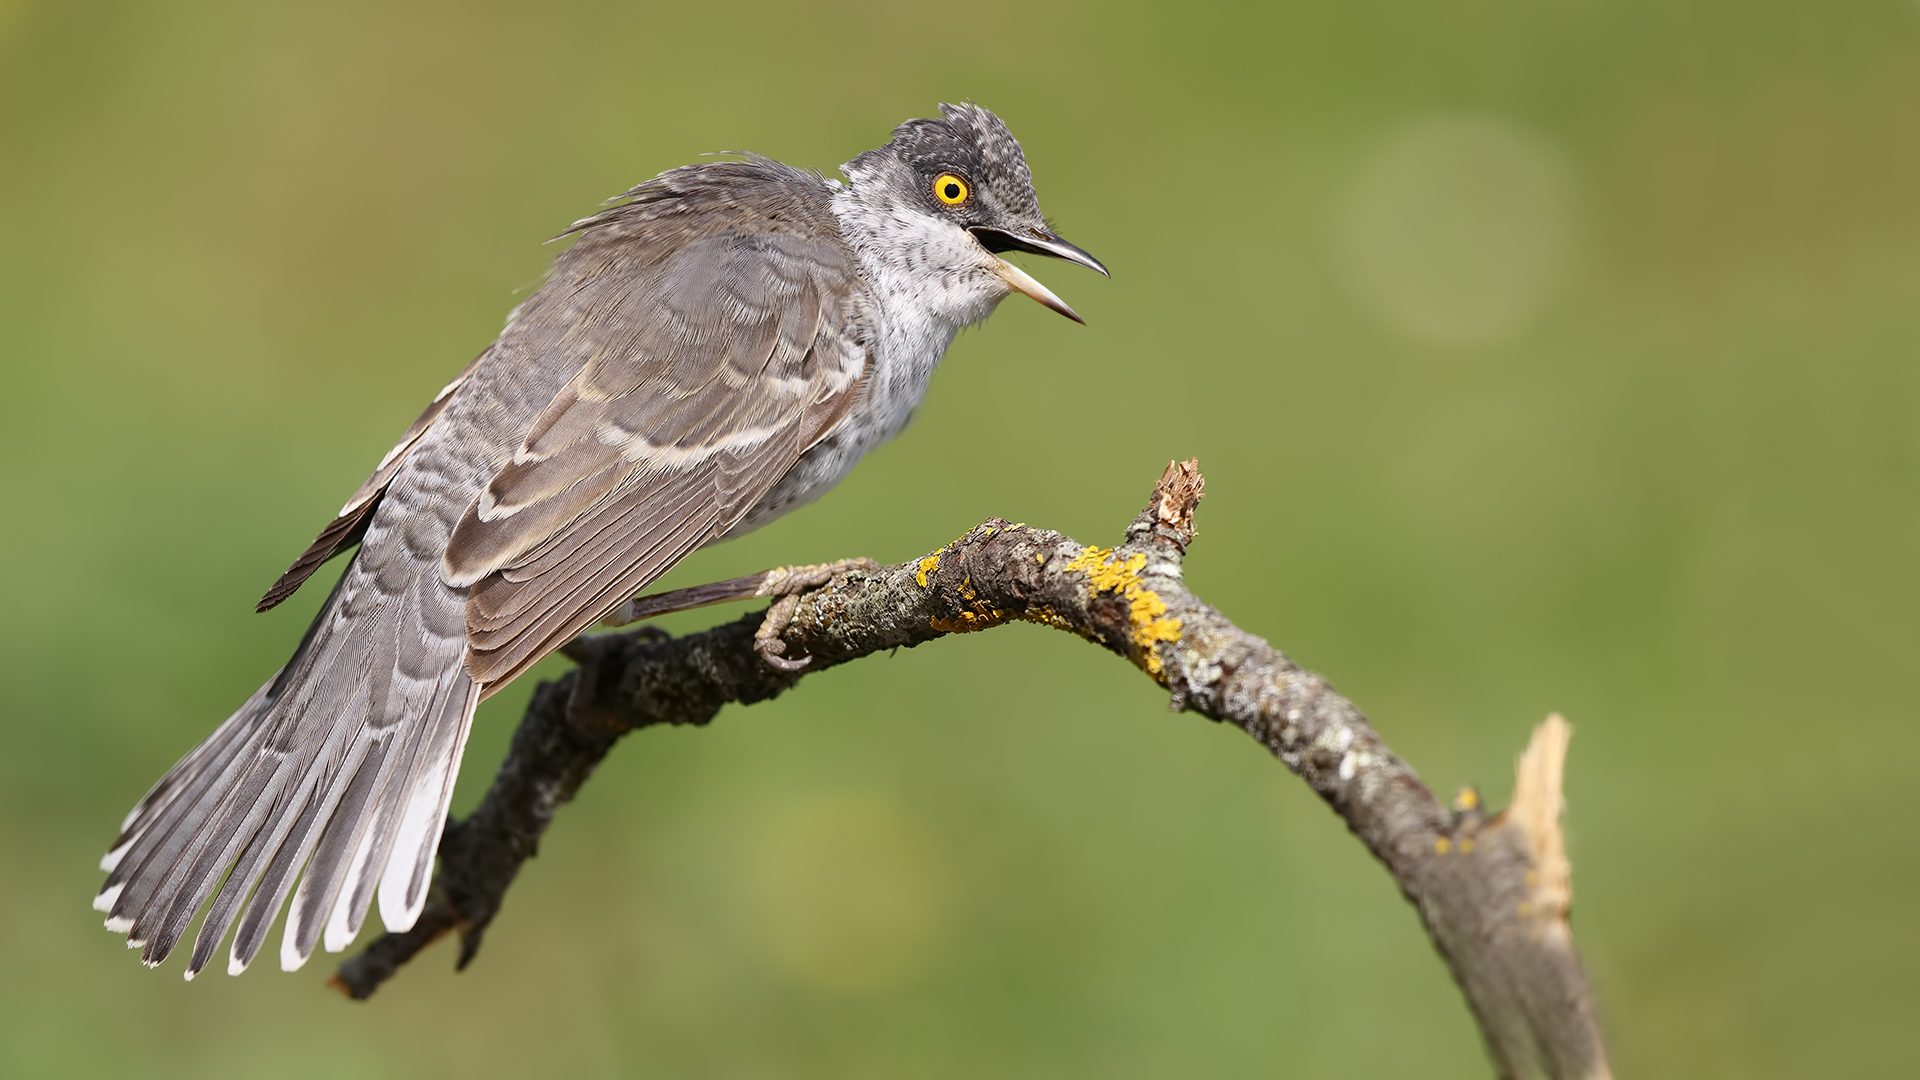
xmin=929 ymin=608 xmax=1004 ymax=633
xmin=1459 ymin=838 xmax=1476 ymax=855
xmin=1062 ymin=545 xmax=1119 ymax=584
xmin=1018 ymin=604 xmax=1076 ymax=633
xmin=917 ymin=523 xmax=995 ymax=588
xmin=929 ymin=570 xmax=1005 ymax=633
xmin=1435 ymin=836 xmax=1453 ymax=855
xmin=930 ymin=578 xmax=1004 ymax=634
xmin=1060 ymin=546 xmax=1184 ymax=678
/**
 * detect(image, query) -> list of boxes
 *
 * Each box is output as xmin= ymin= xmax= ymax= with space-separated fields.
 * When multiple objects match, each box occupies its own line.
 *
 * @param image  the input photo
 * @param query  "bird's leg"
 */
xmin=599 ymin=558 xmax=881 ymax=671
xmin=744 ymin=558 xmax=880 ymax=671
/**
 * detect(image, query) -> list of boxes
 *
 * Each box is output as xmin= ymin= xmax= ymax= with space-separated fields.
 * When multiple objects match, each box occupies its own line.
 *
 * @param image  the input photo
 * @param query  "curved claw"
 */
xmin=758 ymin=647 xmax=812 ymax=673
xmin=753 ymin=592 xmax=809 ymax=672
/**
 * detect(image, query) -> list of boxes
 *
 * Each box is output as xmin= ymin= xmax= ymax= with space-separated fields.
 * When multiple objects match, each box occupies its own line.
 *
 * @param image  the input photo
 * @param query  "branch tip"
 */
xmin=1133 ymin=458 xmax=1205 ymax=548
xmin=1511 ymin=713 xmax=1574 ymax=926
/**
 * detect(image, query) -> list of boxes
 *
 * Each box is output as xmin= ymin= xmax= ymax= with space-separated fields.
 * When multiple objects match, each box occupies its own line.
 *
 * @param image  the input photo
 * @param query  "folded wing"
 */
xmin=443 ymin=160 xmax=871 ymax=688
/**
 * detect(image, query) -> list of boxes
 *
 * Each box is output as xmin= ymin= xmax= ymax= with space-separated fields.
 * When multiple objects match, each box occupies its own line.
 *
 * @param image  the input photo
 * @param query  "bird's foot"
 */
xmin=751 ymin=559 xmax=880 ymax=671
xmin=598 ymin=558 xmax=880 ymax=672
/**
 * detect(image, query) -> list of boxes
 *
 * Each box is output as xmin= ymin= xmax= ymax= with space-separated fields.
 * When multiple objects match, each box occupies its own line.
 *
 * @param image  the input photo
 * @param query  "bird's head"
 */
xmin=842 ymin=102 xmax=1107 ymax=323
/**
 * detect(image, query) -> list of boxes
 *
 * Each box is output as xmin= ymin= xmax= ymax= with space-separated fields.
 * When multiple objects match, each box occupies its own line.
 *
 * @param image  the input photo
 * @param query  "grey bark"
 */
xmin=330 ymin=461 xmax=1611 ymax=1080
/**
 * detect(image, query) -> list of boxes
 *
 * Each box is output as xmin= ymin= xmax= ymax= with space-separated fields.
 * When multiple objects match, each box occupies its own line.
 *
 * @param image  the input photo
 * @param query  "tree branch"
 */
xmin=330 ymin=461 xmax=1611 ymax=1080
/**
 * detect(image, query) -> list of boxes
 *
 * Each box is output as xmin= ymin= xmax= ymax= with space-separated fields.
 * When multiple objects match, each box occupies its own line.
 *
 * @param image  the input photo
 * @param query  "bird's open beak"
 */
xmin=970 ymin=226 xmax=1108 ymax=325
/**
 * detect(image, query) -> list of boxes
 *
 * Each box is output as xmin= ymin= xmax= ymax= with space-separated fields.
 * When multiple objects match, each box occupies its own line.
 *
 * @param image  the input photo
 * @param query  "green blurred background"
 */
xmin=2 ymin=0 xmax=1916 ymax=1076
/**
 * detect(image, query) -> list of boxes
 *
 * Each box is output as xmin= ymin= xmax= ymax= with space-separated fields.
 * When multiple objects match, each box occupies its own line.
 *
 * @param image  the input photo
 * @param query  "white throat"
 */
xmin=831 ymin=185 xmax=1010 ymax=329
xmin=716 ymin=166 xmax=1026 ymax=539
xmin=827 ymin=175 xmax=1014 ymax=438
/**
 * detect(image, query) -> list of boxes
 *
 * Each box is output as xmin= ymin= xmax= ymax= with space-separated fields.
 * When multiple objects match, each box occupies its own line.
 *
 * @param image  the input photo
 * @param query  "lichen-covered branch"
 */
xmin=332 ymin=461 xmax=1611 ymax=1080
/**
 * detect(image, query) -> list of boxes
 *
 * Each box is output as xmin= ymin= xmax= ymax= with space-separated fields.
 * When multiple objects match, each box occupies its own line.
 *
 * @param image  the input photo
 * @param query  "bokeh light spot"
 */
xmin=1336 ymin=115 xmax=1577 ymax=345
xmin=737 ymin=792 xmax=954 ymax=992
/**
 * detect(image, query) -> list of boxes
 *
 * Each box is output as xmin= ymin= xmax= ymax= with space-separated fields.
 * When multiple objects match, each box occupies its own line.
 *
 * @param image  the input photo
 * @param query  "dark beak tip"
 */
xmin=1044 ymin=236 xmax=1110 ymax=280
xmin=972 ymin=225 xmax=1109 ymax=279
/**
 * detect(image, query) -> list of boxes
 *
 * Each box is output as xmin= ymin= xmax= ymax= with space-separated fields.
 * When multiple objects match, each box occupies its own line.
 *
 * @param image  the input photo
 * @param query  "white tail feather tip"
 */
xmin=324 ymin=922 xmax=355 ymax=954
xmin=280 ymin=934 xmax=311 ymax=973
xmin=381 ymin=885 xmax=425 ymax=934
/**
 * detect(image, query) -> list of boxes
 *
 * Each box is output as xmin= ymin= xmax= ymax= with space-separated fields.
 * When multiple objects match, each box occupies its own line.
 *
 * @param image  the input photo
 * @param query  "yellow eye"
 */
xmin=933 ymin=173 xmax=970 ymax=206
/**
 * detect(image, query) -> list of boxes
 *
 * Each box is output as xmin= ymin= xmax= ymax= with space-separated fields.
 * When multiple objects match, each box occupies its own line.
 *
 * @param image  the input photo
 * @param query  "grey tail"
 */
xmin=94 ymin=555 xmax=479 ymax=979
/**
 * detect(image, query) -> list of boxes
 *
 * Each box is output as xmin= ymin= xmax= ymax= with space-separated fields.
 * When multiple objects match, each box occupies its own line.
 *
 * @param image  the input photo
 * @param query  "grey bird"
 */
xmin=92 ymin=102 xmax=1105 ymax=979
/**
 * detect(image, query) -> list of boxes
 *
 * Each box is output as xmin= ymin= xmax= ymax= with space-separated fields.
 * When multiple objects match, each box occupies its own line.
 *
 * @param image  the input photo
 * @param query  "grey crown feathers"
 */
xmin=94 ymin=102 xmax=1104 ymax=980
xmin=867 ymin=104 xmax=1042 ymax=218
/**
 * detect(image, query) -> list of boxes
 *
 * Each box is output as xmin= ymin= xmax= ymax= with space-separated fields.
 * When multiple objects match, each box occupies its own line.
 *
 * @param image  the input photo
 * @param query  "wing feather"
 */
xmin=256 ymin=349 xmax=490 ymax=612
xmin=443 ymin=162 xmax=870 ymax=688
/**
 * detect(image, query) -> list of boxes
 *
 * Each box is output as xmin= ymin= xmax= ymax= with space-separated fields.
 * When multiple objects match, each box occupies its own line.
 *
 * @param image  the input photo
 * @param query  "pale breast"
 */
xmin=719 ymin=184 xmax=1015 ymax=540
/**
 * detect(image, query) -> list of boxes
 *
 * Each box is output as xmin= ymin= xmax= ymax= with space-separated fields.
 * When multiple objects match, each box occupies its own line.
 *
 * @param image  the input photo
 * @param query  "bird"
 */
xmin=92 ymin=102 xmax=1105 ymax=980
